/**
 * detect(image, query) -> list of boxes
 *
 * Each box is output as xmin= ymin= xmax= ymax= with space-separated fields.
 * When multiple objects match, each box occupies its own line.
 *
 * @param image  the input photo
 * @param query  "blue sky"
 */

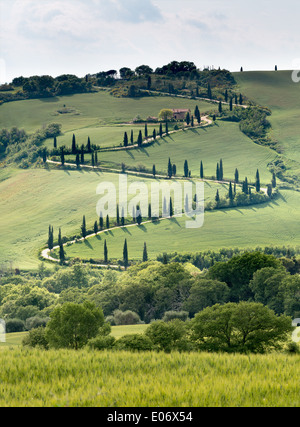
xmin=0 ymin=0 xmax=300 ymax=82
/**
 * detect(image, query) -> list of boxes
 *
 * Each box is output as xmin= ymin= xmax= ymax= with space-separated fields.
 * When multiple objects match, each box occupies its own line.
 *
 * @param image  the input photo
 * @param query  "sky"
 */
xmin=1 ymin=0 xmax=300 ymax=83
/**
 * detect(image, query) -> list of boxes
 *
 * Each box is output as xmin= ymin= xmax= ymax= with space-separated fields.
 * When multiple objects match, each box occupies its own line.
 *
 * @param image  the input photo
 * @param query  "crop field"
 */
xmin=0 ymin=348 xmax=298 ymax=407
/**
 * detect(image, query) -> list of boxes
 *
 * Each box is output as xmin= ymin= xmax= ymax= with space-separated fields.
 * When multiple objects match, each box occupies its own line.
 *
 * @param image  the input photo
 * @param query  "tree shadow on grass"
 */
xmin=121 ymin=227 xmax=132 ymax=235
xmin=137 ymin=224 xmax=148 ymax=232
xmin=84 ymin=239 xmax=93 ymax=249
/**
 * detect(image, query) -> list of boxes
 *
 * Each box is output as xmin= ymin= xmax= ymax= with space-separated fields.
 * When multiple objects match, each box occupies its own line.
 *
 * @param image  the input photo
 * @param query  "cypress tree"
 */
xmin=168 ymin=158 xmax=173 ymax=178
xmin=81 ymin=216 xmax=87 ymax=239
xmin=42 ymin=148 xmax=47 ymax=163
xmin=72 ymin=134 xmax=76 ymax=154
xmin=165 ymin=121 xmax=169 ymax=135
xmin=148 ymin=203 xmax=152 ymax=219
xmin=95 ymin=151 xmax=98 ymax=166
xmin=80 ymin=145 xmax=85 ymax=164
xmin=272 ymin=172 xmax=277 ymax=188
xmin=239 ymin=94 xmax=243 ymax=105
xmin=159 ymin=123 xmax=163 ymax=137
xmin=242 ymin=178 xmax=249 ymax=194
xmin=267 ymin=184 xmax=272 ymax=197
xmin=137 ymin=130 xmax=143 ymax=147
xmin=172 ymin=164 xmax=177 ymax=176
xmin=87 ymin=137 xmax=91 ymax=153
xmin=106 ymin=215 xmax=110 ymax=229
xmin=60 ymin=147 xmax=65 ymax=166
xmin=200 ymin=161 xmax=204 ymax=179
xmin=218 ymin=101 xmax=222 ymax=113
xmin=104 ymin=240 xmax=108 ymax=263
xmin=94 ymin=221 xmax=98 ymax=235
xmin=186 ymin=112 xmax=190 ymax=126
xmin=153 ymin=129 xmax=157 ymax=140
xmin=216 ymin=163 xmax=220 ymax=181
xmin=215 ymin=189 xmax=220 ymax=203
xmin=99 ymin=213 xmax=104 ymax=230
xmin=225 ymin=89 xmax=228 ymax=102
xmin=191 ymin=115 xmax=194 ymax=127
xmin=116 ymin=204 xmax=120 ymax=225
xmin=235 ymin=94 xmax=238 ymax=104
xmin=54 ymin=136 xmax=57 ymax=149
xmin=136 ymin=207 xmax=142 ymax=225
xmin=255 ymin=169 xmax=261 ymax=192
xmin=230 ymin=97 xmax=233 ymax=111
xmin=195 ymin=106 xmax=200 ymax=123
xmin=130 ymin=130 xmax=134 ymax=145
xmin=59 ymin=242 xmax=65 ymax=264
xmin=184 ymin=160 xmax=189 ymax=178
xmin=219 ymin=159 xmax=223 ymax=181
xmin=145 ymin=124 xmax=148 ymax=139
xmin=124 ymin=132 xmax=128 ymax=147
xmin=170 ymin=197 xmax=173 ymax=217
xmin=143 ymin=242 xmax=148 ymax=262
xmin=132 ymin=206 xmax=136 ymax=223
xmin=121 ymin=207 xmax=125 ymax=226
xmin=152 ymin=164 xmax=156 ymax=178
xmin=91 ymin=152 xmax=95 ymax=167
xmin=48 ymin=225 xmax=54 ymax=250
xmin=123 ymin=239 xmax=128 ymax=269
xmin=235 ymin=168 xmax=239 ymax=183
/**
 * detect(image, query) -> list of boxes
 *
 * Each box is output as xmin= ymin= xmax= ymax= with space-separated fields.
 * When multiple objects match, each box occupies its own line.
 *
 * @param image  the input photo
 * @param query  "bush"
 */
xmin=145 ymin=320 xmax=188 ymax=353
xmin=22 ymin=327 xmax=49 ymax=349
xmin=114 ymin=334 xmax=154 ymax=352
xmin=25 ymin=316 xmax=49 ymax=331
xmin=162 ymin=311 xmax=189 ymax=322
xmin=87 ymin=335 xmax=116 ymax=351
xmin=5 ymin=318 xmax=25 ymax=333
xmin=112 ymin=310 xmax=142 ymax=325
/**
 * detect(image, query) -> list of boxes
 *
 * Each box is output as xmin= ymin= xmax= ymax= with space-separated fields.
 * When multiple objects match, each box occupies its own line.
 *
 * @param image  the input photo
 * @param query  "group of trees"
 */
xmin=2 ymin=249 xmax=300 ymax=354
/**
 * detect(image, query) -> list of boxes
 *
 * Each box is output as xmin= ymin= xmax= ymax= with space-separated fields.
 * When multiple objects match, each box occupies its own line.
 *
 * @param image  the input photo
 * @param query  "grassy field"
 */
xmin=0 ymin=166 xmax=229 ymax=269
xmin=65 ymin=189 xmax=300 ymax=262
xmin=0 ymin=90 xmax=217 ymax=133
xmin=0 ymin=325 xmax=147 ymax=349
xmin=93 ymin=121 xmax=276 ymax=182
xmin=0 ymin=348 xmax=298 ymax=407
xmin=234 ymin=70 xmax=300 ymax=168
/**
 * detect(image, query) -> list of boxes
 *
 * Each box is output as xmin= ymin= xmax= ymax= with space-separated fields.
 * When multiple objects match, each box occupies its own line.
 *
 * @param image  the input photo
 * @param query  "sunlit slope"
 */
xmin=65 ymin=189 xmax=300 ymax=262
xmin=97 ymin=121 xmax=276 ymax=183
xmin=0 ymin=90 xmax=216 ymax=133
xmin=0 ymin=167 xmax=227 ymax=268
xmin=234 ymin=70 xmax=300 ymax=165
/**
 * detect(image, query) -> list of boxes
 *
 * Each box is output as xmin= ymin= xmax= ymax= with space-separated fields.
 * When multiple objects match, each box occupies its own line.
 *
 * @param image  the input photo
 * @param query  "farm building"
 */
xmin=172 ymin=109 xmax=191 ymax=121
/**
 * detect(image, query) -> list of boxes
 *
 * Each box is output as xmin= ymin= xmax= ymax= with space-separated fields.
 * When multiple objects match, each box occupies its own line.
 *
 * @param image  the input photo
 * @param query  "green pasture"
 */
xmin=0 ymin=90 xmax=216 ymax=134
xmin=65 ymin=189 xmax=300 ymax=262
xmin=90 ymin=121 xmax=276 ymax=183
xmin=0 ymin=166 xmax=229 ymax=268
xmin=234 ymin=70 xmax=300 ymax=166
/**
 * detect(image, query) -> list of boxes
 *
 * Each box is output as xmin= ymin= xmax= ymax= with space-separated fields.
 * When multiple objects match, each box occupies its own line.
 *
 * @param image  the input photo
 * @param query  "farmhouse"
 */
xmin=172 ymin=108 xmax=191 ymax=121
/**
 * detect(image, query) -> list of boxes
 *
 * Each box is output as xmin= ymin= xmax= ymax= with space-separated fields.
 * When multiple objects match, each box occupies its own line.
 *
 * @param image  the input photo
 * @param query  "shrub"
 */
xmin=5 ymin=318 xmax=25 ymax=333
xmin=162 ymin=311 xmax=189 ymax=322
xmin=114 ymin=334 xmax=154 ymax=352
xmin=87 ymin=335 xmax=116 ymax=351
xmin=25 ymin=316 xmax=49 ymax=331
xmin=22 ymin=327 xmax=49 ymax=349
xmin=145 ymin=320 xmax=188 ymax=353
xmin=113 ymin=309 xmax=142 ymax=325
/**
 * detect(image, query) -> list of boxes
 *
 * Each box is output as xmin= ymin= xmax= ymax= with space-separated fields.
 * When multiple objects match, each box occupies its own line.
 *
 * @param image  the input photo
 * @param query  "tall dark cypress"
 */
xmin=72 ymin=134 xmax=76 ymax=154
xmin=219 ymin=159 xmax=223 ymax=181
xmin=81 ymin=215 xmax=87 ymax=239
xmin=124 ymin=132 xmax=128 ymax=147
xmin=123 ymin=239 xmax=128 ymax=270
xmin=255 ymin=169 xmax=261 ymax=192
xmin=200 ymin=161 xmax=204 ymax=179
xmin=48 ymin=225 xmax=53 ymax=250
xmin=137 ymin=130 xmax=143 ymax=147
xmin=184 ymin=160 xmax=189 ymax=178
xmin=104 ymin=240 xmax=108 ymax=263
xmin=168 ymin=158 xmax=173 ymax=178
xmin=235 ymin=168 xmax=239 ymax=183
xmin=143 ymin=242 xmax=148 ymax=262
xmin=216 ymin=163 xmax=220 ymax=181
xmin=59 ymin=242 xmax=65 ymax=264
